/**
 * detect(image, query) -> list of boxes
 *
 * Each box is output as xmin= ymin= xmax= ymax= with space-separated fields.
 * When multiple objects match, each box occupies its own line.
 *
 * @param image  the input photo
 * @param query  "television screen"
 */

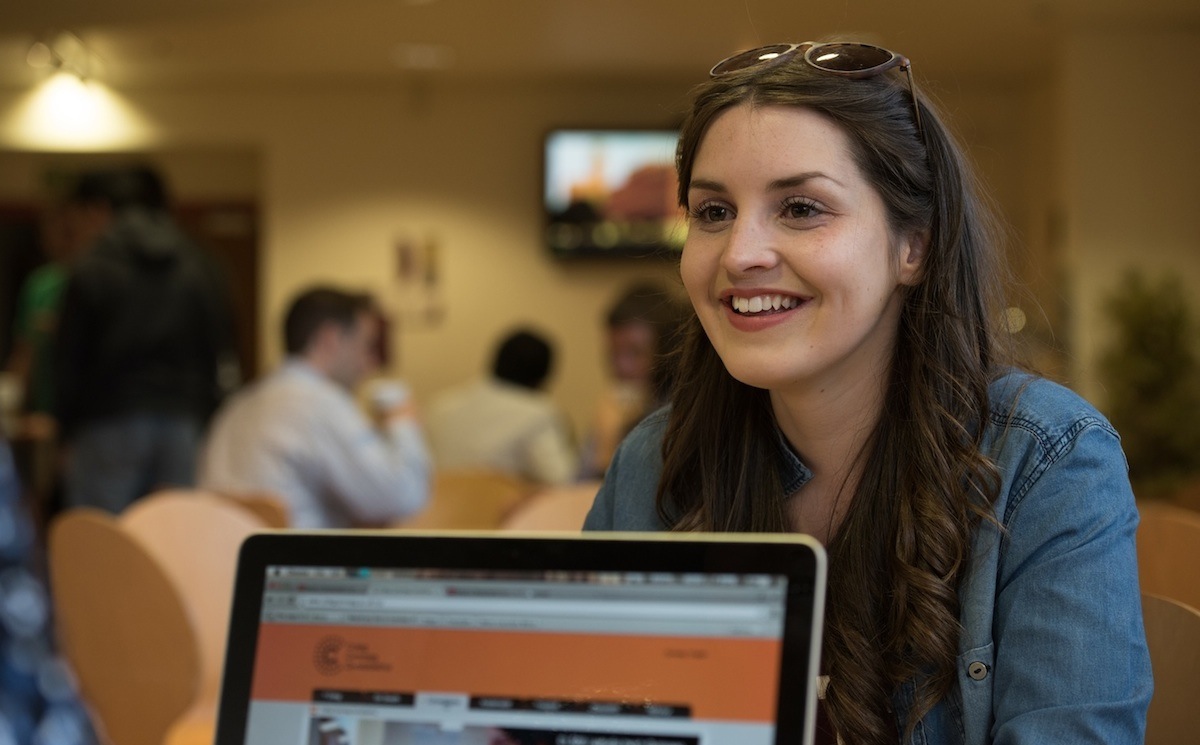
xmin=543 ymin=129 xmax=687 ymax=259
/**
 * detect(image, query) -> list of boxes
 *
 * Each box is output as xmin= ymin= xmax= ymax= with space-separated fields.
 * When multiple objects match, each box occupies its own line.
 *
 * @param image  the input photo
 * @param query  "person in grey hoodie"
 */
xmin=53 ymin=166 xmax=235 ymax=513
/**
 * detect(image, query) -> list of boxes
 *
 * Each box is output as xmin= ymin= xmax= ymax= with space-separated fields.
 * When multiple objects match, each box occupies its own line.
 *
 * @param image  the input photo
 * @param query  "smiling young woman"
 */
xmin=585 ymin=40 xmax=1152 ymax=745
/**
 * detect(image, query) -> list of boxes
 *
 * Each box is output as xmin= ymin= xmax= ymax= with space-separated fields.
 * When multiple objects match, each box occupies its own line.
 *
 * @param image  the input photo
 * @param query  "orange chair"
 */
xmin=120 ymin=491 xmax=264 ymax=709
xmin=396 ymin=469 xmax=536 ymax=530
xmin=1137 ymin=500 xmax=1200 ymax=612
xmin=152 ymin=486 xmax=291 ymax=528
xmin=49 ymin=509 xmax=202 ymax=745
xmin=224 ymin=490 xmax=290 ymax=528
xmin=1142 ymin=593 xmax=1200 ymax=745
xmin=49 ymin=490 xmax=268 ymax=745
xmin=500 ymin=480 xmax=601 ymax=531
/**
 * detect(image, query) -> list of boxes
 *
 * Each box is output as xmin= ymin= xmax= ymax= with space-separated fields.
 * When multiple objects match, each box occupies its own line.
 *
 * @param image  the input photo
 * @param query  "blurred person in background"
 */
xmin=200 ymin=286 xmax=431 ymax=528
xmin=427 ymin=328 xmax=576 ymax=485
xmin=53 ymin=167 xmax=236 ymax=514
xmin=578 ymin=281 xmax=688 ymax=479
xmin=3 ymin=199 xmax=98 ymax=527
xmin=5 ymin=203 xmax=92 ymax=440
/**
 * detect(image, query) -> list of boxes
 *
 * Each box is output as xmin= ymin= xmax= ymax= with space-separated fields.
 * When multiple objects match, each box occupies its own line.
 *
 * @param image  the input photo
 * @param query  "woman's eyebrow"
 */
xmin=768 ymin=172 xmax=843 ymax=190
xmin=688 ymin=172 xmax=844 ymax=194
xmin=688 ymin=178 xmax=726 ymax=194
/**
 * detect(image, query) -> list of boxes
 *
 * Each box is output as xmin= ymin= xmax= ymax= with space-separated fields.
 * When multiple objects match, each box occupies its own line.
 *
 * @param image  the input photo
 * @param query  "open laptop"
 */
xmin=214 ymin=531 xmax=827 ymax=745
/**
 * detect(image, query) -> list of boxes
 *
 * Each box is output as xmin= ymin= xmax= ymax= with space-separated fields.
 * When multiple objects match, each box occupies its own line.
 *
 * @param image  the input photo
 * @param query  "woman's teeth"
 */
xmin=731 ymin=294 xmax=799 ymax=315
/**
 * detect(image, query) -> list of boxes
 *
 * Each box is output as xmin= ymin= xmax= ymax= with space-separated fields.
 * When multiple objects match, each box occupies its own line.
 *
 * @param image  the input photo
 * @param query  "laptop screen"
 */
xmin=217 ymin=532 xmax=826 ymax=745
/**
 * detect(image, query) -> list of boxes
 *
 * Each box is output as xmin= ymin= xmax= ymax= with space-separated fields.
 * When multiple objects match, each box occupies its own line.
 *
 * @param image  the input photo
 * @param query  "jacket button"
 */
xmin=968 ymin=661 xmax=989 ymax=680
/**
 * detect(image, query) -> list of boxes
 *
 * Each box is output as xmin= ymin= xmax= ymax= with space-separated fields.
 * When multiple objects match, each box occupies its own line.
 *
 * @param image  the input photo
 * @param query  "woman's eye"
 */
xmin=783 ymin=199 xmax=821 ymax=219
xmin=691 ymin=203 xmax=732 ymax=223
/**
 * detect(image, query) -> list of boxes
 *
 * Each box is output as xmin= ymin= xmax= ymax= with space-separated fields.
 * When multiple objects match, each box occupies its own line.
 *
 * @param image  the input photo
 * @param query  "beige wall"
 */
xmin=1059 ymin=28 xmax=1200 ymax=407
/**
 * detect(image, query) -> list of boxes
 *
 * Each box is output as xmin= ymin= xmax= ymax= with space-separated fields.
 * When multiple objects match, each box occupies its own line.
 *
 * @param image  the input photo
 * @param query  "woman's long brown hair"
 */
xmin=658 ymin=57 xmax=1006 ymax=743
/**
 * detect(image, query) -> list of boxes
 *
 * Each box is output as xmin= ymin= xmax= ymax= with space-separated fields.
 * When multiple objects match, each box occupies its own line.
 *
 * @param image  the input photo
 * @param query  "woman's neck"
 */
xmin=770 ymin=365 xmax=890 ymax=542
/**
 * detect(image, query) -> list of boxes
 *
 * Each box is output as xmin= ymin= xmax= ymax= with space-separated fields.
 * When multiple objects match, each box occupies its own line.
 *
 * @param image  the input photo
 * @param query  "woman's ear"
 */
xmin=897 ymin=230 xmax=929 ymax=286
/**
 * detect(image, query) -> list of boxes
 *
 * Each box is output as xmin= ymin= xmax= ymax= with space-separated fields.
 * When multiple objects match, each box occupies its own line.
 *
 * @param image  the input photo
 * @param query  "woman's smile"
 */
xmin=721 ymin=290 xmax=809 ymax=331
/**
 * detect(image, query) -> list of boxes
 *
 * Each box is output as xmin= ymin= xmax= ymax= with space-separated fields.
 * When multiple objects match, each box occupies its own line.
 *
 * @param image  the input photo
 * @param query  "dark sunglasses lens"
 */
xmin=710 ymin=44 xmax=796 ymax=75
xmin=807 ymin=43 xmax=894 ymax=73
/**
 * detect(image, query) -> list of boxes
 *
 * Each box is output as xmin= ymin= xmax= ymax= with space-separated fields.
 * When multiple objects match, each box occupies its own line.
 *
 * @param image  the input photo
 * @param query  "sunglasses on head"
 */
xmin=709 ymin=41 xmax=923 ymax=136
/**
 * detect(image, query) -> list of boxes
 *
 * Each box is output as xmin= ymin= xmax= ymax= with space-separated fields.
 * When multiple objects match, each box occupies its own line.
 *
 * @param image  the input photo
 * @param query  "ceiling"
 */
xmin=1 ymin=0 xmax=1197 ymax=89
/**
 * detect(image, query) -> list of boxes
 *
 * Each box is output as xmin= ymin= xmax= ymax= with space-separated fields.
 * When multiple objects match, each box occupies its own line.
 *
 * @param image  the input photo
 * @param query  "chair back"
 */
xmin=49 ymin=508 xmax=202 ymax=745
xmin=501 ymin=480 xmax=601 ymax=531
xmin=1137 ymin=500 xmax=1200 ymax=611
xmin=1142 ymin=593 xmax=1200 ymax=745
xmin=121 ymin=490 xmax=266 ymax=701
xmin=396 ymin=469 xmax=535 ymax=530
xmin=224 ymin=491 xmax=290 ymax=528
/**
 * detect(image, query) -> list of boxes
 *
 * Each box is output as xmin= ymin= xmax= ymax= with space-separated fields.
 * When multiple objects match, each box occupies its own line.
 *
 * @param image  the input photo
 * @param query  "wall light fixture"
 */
xmin=26 ymin=32 xmax=97 ymax=81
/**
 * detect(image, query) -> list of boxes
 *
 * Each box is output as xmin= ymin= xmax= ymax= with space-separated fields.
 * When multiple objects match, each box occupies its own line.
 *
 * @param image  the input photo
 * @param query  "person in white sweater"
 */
xmin=427 ymin=328 xmax=576 ymax=485
xmin=200 ymin=286 xmax=430 ymax=528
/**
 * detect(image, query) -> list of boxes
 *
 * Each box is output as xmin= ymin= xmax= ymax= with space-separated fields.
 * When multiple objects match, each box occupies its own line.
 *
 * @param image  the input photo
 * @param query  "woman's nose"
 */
xmin=721 ymin=216 xmax=779 ymax=275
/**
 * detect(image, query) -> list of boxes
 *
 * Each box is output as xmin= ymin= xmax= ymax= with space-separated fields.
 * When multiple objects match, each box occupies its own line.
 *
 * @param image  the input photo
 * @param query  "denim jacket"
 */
xmin=583 ymin=371 xmax=1152 ymax=744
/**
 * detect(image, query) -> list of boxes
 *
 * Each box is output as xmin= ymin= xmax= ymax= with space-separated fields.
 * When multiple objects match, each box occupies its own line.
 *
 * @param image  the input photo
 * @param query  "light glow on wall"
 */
xmin=2 ymin=72 xmax=154 ymax=150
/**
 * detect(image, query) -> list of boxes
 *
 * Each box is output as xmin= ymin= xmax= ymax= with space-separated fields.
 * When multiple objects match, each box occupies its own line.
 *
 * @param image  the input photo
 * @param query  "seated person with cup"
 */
xmin=200 ymin=286 xmax=430 ymax=528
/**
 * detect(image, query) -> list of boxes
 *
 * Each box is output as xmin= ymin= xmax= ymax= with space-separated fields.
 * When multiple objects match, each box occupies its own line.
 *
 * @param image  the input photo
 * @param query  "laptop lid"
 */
xmin=215 ymin=531 xmax=826 ymax=745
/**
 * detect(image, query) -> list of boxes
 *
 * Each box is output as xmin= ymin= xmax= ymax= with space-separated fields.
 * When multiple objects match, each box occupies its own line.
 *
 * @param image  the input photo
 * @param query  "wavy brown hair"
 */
xmin=658 ymin=51 xmax=1006 ymax=743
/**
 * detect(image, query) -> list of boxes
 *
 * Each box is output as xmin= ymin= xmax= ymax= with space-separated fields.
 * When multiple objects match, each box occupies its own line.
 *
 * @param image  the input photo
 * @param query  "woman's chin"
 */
xmin=720 ymin=362 xmax=795 ymax=392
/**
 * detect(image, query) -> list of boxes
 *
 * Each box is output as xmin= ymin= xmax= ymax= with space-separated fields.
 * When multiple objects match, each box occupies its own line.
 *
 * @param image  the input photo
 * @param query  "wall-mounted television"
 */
xmin=543 ymin=128 xmax=686 ymax=259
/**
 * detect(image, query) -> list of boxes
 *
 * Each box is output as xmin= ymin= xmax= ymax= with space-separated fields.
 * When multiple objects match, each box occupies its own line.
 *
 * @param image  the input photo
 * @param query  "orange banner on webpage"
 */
xmin=250 ymin=624 xmax=781 ymax=722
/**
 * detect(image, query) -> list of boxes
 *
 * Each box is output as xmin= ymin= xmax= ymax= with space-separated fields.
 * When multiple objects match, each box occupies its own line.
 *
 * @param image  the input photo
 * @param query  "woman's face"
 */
xmin=680 ymin=103 xmax=923 ymax=396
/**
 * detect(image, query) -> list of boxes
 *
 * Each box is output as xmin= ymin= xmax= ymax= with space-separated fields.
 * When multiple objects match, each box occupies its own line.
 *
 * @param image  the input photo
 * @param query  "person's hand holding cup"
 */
xmin=367 ymin=379 xmax=417 ymax=424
